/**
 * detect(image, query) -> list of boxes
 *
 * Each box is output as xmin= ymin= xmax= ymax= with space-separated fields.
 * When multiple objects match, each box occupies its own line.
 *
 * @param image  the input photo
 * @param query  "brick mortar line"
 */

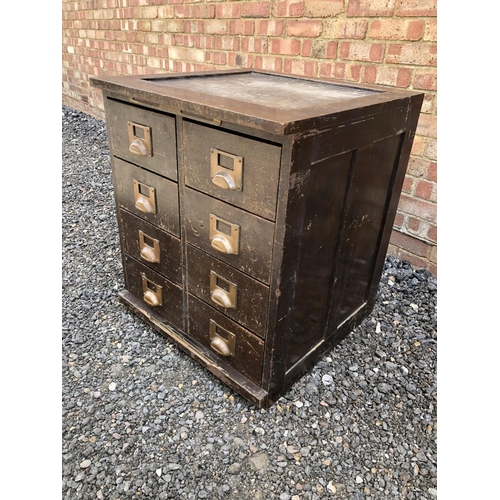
xmin=397 ymin=212 xmax=438 ymax=228
xmin=63 ymin=36 xmax=437 ymax=49
xmin=392 ymin=226 xmax=437 ymax=248
xmin=65 ymin=43 xmax=438 ymax=65
xmin=397 ymin=207 xmax=436 ymax=225
xmin=62 ymin=12 xmax=437 ymax=21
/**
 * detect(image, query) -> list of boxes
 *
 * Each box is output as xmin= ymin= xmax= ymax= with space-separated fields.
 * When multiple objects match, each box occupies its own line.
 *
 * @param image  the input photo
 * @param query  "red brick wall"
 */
xmin=62 ymin=0 xmax=437 ymax=275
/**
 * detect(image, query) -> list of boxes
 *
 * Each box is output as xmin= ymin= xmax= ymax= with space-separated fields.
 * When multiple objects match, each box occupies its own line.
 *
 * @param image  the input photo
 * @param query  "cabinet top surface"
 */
xmin=147 ymin=72 xmax=376 ymax=111
xmin=91 ymin=69 xmax=423 ymax=136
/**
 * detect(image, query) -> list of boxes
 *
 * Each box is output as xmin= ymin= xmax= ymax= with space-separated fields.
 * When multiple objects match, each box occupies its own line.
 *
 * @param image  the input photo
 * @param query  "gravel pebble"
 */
xmin=62 ymin=106 xmax=437 ymax=500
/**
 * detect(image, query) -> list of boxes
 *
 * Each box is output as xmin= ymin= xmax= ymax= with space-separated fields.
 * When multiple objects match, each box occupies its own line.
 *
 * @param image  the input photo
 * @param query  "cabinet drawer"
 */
xmin=113 ymin=158 xmax=180 ymax=236
xmin=183 ymin=121 xmax=281 ymax=221
xmin=105 ymin=98 xmax=177 ymax=181
xmin=187 ymin=245 xmax=269 ymax=338
xmin=188 ymin=294 xmax=264 ymax=385
xmin=184 ymin=188 xmax=274 ymax=284
xmin=119 ymin=209 xmax=182 ymax=285
xmin=124 ymin=255 xmax=183 ymax=330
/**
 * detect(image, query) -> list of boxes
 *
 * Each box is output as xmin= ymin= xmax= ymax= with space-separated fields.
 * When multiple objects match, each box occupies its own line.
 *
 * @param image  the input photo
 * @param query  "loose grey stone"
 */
xmin=378 ymin=383 xmax=391 ymax=393
xmin=228 ymin=463 xmax=241 ymax=474
xmin=249 ymin=452 xmax=270 ymax=472
xmin=167 ymin=463 xmax=182 ymax=471
xmin=306 ymin=382 xmax=319 ymax=394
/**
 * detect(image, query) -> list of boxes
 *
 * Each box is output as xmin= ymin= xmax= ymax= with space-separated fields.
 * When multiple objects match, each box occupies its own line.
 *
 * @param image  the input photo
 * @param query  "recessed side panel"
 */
xmin=285 ymin=151 xmax=353 ymax=368
xmin=328 ymin=134 xmax=403 ymax=331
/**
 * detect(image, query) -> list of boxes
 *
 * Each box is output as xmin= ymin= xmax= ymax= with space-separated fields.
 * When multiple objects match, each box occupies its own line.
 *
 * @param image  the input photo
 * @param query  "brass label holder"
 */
xmin=133 ymin=179 xmax=157 ymax=214
xmin=209 ymin=320 xmax=236 ymax=357
xmin=209 ymin=215 xmax=240 ymax=255
xmin=139 ymin=230 xmax=161 ymax=263
xmin=128 ymin=121 xmax=152 ymax=157
xmin=210 ymin=148 xmax=243 ymax=191
xmin=141 ymin=273 xmax=163 ymax=307
xmin=210 ymin=271 xmax=237 ymax=309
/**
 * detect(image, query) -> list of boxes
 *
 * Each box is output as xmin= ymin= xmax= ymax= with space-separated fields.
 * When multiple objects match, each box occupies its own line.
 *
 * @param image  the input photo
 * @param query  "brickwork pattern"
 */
xmin=62 ymin=0 xmax=437 ymax=275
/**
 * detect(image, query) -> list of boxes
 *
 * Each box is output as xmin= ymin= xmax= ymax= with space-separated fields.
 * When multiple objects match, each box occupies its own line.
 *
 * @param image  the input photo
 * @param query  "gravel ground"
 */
xmin=62 ymin=105 xmax=437 ymax=500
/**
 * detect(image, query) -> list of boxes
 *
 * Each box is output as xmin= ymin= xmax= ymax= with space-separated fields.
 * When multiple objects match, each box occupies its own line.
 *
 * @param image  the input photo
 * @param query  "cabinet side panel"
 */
xmin=328 ymin=134 xmax=403 ymax=330
xmin=285 ymin=151 xmax=352 ymax=368
xmin=280 ymin=100 xmax=417 ymax=378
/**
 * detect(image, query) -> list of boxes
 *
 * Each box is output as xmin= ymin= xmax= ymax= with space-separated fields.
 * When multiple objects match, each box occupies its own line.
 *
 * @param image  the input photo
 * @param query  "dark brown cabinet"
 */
xmin=91 ymin=69 xmax=423 ymax=407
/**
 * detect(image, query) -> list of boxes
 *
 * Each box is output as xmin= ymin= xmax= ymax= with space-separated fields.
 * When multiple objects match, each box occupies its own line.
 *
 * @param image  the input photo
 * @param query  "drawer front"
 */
xmin=183 ymin=121 xmax=281 ymax=221
xmin=184 ymin=188 xmax=274 ymax=284
xmin=187 ymin=245 xmax=269 ymax=338
xmin=124 ymin=255 xmax=183 ymax=330
xmin=113 ymin=158 xmax=180 ymax=236
xmin=105 ymin=98 xmax=177 ymax=181
xmin=188 ymin=294 xmax=264 ymax=385
xmin=119 ymin=209 xmax=182 ymax=285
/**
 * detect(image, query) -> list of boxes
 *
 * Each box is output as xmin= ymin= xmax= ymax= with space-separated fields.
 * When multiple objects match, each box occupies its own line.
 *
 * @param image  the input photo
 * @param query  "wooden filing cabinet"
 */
xmin=91 ymin=69 xmax=423 ymax=407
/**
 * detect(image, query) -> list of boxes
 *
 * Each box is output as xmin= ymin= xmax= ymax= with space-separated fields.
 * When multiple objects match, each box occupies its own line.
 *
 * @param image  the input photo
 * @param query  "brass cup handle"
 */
xmin=212 ymin=170 xmax=237 ymax=191
xmin=140 ymin=246 xmax=157 ymax=263
xmin=143 ymin=290 xmax=160 ymax=307
xmin=211 ymin=234 xmax=235 ymax=254
xmin=129 ymin=138 xmax=148 ymax=156
xmin=211 ymin=289 xmax=233 ymax=309
xmin=210 ymin=336 xmax=232 ymax=357
xmin=135 ymin=195 xmax=155 ymax=214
